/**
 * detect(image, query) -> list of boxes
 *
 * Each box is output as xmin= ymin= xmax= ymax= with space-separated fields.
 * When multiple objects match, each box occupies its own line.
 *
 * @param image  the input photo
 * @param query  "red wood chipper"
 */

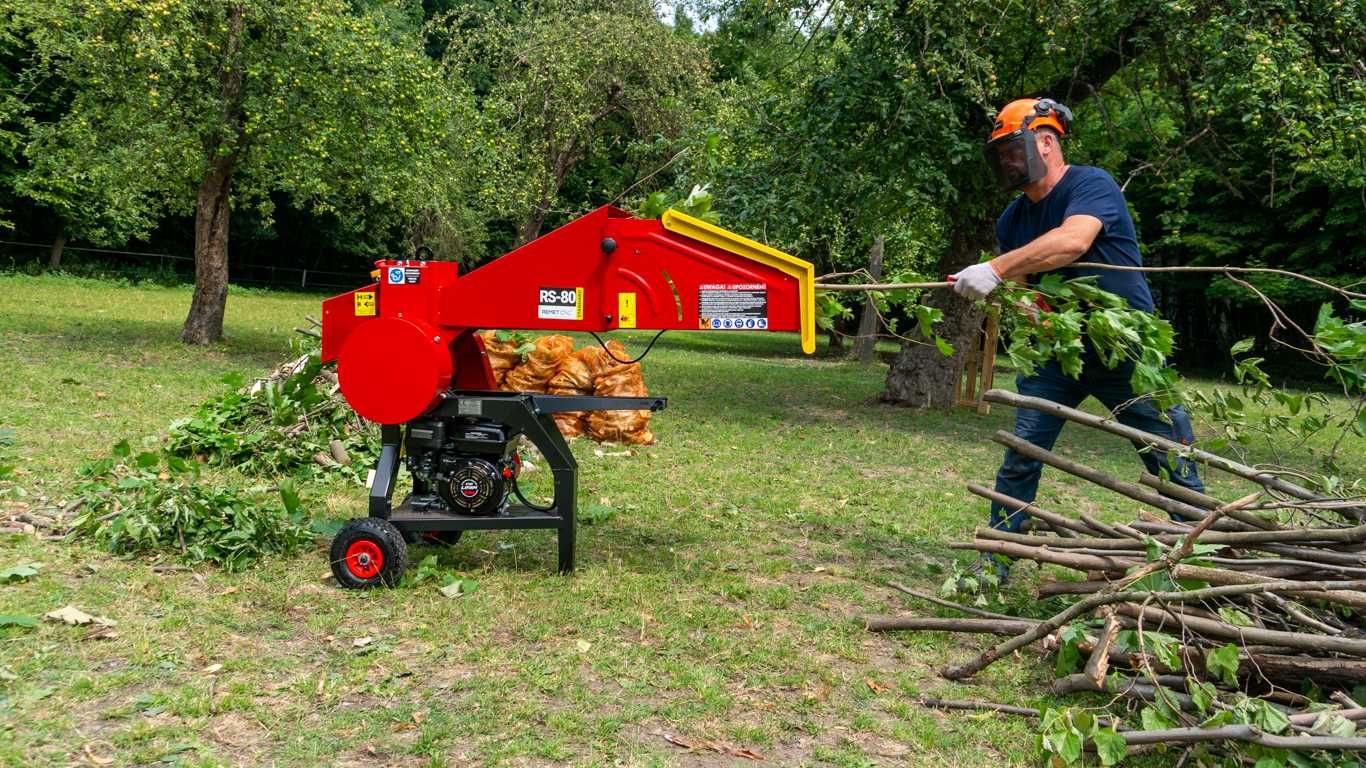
xmin=321 ymin=206 xmax=815 ymax=586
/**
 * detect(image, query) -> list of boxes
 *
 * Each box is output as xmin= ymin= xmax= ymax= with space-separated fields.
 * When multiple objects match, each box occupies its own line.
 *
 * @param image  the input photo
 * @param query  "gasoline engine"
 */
xmin=404 ymin=417 xmax=522 ymax=517
xmin=320 ymin=205 xmax=817 ymax=587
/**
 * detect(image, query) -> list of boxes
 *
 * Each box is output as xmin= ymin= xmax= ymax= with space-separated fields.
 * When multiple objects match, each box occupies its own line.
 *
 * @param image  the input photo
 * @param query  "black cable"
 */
xmin=510 ymin=473 xmax=555 ymax=512
xmin=589 ymin=329 xmax=667 ymax=365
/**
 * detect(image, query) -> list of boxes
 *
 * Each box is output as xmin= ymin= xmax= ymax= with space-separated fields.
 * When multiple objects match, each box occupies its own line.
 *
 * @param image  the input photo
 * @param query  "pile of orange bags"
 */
xmin=479 ymin=332 xmax=655 ymax=445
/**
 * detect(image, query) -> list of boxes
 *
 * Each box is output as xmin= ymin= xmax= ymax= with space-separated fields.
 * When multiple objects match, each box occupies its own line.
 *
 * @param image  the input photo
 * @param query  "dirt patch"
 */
xmin=207 ymin=711 xmax=271 ymax=758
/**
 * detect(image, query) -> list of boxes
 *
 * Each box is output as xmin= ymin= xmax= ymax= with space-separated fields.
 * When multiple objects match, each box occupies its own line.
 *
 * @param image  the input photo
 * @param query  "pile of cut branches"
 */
xmin=167 ymin=333 xmax=378 ymax=483
xmin=870 ymin=389 xmax=1366 ymax=766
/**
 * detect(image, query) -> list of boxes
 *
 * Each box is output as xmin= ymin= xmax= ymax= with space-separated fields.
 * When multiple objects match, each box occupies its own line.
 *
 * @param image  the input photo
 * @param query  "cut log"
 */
xmin=1170 ymin=564 xmax=1366 ymax=611
xmin=1116 ymin=603 xmax=1366 ymax=657
xmin=1037 ymin=580 xmax=1110 ymax=598
xmin=991 ymin=431 xmax=1244 ymax=529
xmin=984 ymin=388 xmax=1365 ymax=520
xmin=865 ymin=616 xmax=1040 ymax=634
xmin=950 ymin=539 xmax=1138 ymax=573
xmin=965 ymin=484 xmax=1086 ymax=536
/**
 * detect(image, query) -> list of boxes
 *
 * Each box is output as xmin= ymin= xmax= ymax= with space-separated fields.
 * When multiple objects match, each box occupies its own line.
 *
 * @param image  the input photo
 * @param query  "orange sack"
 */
xmin=546 ymin=344 xmax=623 ymax=438
xmin=479 ymin=331 xmax=523 ymax=387
xmin=502 ymin=335 xmax=573 ymax=393
xmin=588 ymin=348 xmax=655 ymax=445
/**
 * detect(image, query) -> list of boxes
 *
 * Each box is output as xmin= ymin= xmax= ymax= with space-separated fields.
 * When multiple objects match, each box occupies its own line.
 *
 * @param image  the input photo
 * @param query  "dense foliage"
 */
xmin=167 ymin=350 xmax=379 ymax=484
xmin=67 ymin=441 xmax=314 ymax=571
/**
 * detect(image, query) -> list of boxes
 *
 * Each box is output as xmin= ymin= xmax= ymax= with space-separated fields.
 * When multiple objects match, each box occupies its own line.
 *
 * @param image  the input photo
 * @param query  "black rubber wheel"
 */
xmin=330 ymin=517 xmax=407 ymax=588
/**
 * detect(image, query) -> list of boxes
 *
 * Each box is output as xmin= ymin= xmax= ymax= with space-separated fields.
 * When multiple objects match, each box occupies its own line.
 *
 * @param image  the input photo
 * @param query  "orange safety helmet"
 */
xmin=989 ymin=98 xmax=1073 ymax=141
xmin=984 ymin=98 xmax=1074 ymax=190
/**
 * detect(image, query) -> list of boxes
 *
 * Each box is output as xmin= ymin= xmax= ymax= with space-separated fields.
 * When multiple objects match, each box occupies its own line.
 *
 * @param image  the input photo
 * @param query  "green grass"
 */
xmin=0 ymin=273 xmax=1361 ymax=767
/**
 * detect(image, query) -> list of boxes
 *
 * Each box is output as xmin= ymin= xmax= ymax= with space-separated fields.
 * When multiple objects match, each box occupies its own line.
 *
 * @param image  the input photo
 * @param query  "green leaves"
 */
xmin=166 ymin=351 xmax=378 ymax=484
xmin=1091 ymin=727 xmax=1127 ymax=767
xmin=1039 ymin=708 xmax=1126 ymax=767
xmin=0 ymin=563 xmax=40 ymax=582
xmin=1206 ymin=643 xmax=1240 ymax=686
xmin=993 ymin=276 xmax=1181 ymax=407
xmin=67 ymin=445 xmax=312 ymax=572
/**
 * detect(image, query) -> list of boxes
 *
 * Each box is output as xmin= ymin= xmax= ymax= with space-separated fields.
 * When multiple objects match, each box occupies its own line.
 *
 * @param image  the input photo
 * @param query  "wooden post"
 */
xmin=957 ymin=314 xmax=998 ymax=412
xmin=853 ymin=235 xmax=885 ymax=363
xmin=976 ymin=314 xmax=998 ymax=415
xmin=49 ymin=229 xmax=67 ymax=270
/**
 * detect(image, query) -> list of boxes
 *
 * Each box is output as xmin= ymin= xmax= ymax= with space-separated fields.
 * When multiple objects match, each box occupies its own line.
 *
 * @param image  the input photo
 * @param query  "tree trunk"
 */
xmin=882 ymin=217 xmax=994 ymax=407
xmin=48 ymin=229 xmax=67 ymax=270
xmin=180 ymin=4 xmax=244 ymax=346
xmin=826 ymin=328 xmax=845 ymax=354
xmin=852 ymin=234 xmax=885 ymax=364
xmin=181 ymin=160 xmax=236 ymax=344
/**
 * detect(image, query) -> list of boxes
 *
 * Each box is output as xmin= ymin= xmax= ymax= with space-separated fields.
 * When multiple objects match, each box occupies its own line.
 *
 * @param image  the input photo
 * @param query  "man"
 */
xmin=951 ymin=98 xmax=1204 ymax=579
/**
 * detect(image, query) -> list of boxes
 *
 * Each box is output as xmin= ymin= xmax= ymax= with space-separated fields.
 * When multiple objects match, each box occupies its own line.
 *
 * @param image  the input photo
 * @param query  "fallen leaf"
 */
xmin=575 ymin=639 xmax=592 ymax=653
xmin=865 ymin=678 xmax=888 ymax=694
xmin=0 ymin=563 xmax=41 ymax=582
xmin=44 ymin=605 xmax=115 ymax=627
xmin=352 ymin=636 xmax=373 ymax=648
xmin=94 ymin=391 xmax=108 ymax=399
xmin=218 ymin=587 xmax=239 ymax=596
xmin=202 ymin=664 xmax=223 ymax=675
xmin=82 ymin=743 xmax=114 ymax=766
xmin=663 ymin=734 xmax=695 ymax=750
xmin=412 ymin=711 xmax=425 ymax=726
xmin=438 ymin=579 xmax=477 ymax=598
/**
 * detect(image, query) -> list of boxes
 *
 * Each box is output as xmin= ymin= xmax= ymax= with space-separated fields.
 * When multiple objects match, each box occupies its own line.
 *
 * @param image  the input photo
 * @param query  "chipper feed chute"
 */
xmin=319 ymin=206 xmax=814 ymax=586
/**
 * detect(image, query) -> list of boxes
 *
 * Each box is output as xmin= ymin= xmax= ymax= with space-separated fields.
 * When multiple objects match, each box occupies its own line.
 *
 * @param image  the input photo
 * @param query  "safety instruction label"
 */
xmin=354 ymin=290 xmax=376 ymax=317
xmin=385 ymin=266 xmax=421 ymax=285
xmin=698 ymin=283 xmax=768 ymax=330
xmin=538 ymin=286 xmax=583 ymax=320
xmin=617 ymin=292 xmax=637 ymax=328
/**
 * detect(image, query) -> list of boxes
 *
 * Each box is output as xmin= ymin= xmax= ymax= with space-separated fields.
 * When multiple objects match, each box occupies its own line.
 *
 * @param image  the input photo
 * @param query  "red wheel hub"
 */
xmin=344 ymin=539 xmax=384 ymax=580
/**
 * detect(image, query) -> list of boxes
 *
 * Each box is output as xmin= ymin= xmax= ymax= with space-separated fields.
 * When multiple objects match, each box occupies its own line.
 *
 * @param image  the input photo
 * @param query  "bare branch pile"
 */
xmin=868 ymin=388 xmax=1366 ymax=764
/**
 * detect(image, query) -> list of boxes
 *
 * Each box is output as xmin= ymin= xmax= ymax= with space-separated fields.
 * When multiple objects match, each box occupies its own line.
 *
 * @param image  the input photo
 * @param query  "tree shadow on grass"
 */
xmin=0 ymin=310 xmax=301 ymax=369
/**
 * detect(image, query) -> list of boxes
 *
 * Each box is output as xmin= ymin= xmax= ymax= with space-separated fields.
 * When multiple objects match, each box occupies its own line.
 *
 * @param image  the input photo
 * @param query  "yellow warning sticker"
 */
xmin=618 ymin=292 xmax=636 ymax=328
xmin=354 ymin=291 xmax=376 ymax=317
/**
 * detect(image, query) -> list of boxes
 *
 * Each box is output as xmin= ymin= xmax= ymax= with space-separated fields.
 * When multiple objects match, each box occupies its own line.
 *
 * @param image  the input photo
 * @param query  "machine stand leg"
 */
xmin=368 ymin=424 xmax=403 ymax=518
xmin=557 ymin=512 xmax=576 ymax=574
xmin=551 ymin=445 xmax=578 ymax=573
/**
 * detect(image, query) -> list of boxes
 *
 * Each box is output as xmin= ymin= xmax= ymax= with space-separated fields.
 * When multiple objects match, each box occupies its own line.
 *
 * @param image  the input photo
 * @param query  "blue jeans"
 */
xmin=990 ymin=358 xmax=1205 ymax=533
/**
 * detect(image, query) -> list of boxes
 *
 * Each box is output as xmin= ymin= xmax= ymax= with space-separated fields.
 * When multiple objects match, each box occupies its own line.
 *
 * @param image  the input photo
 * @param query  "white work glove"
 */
xmin=950 ymin=261 xmax=1003 ymax=300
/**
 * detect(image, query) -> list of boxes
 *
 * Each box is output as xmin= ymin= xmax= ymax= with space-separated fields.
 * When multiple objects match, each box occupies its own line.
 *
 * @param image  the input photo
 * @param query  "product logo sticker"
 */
xmin=537 ymin=286 xmax=583 ymax=320
xmin=387 ymin=267 xmax=405 ymax=284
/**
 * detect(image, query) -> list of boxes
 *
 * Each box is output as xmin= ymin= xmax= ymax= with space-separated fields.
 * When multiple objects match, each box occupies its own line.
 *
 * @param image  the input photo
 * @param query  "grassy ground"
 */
xmin=0 ymin=274 xmax=1361 ymax=767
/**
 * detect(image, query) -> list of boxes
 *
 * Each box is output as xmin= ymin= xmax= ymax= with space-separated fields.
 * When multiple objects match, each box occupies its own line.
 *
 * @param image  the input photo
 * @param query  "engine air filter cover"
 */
xmin=440 ymin=457 xmax=505 ymax=516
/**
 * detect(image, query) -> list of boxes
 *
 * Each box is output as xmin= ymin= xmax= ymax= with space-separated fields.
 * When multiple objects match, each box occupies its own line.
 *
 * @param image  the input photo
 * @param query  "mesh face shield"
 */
xmin=984 ymin=129 xmax=1047 ymax=191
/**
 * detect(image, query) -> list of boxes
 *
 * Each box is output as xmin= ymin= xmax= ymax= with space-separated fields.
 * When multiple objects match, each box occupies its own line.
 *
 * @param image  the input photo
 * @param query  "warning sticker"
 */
xmin=538 ymin=286 xmax=583 ymax=320
xmin=354 ymin=291 xmax=376 ymax=317
xmin=699 ymin=283 xmax=768 ymax=330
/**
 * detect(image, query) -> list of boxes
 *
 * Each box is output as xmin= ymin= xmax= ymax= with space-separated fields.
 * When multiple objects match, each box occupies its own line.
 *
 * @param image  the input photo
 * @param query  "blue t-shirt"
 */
xmin=996 ymin=165 xmax=1154 ymax=312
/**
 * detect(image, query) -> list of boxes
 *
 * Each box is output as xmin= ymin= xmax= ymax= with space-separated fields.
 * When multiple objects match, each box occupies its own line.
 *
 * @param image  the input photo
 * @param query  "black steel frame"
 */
xmin=366 ymin=391 xmax=666 ymax=573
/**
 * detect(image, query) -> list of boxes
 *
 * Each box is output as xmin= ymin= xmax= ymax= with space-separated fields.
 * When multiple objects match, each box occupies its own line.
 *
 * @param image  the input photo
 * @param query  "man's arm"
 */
xmin=990 ymin=214 xmax=1102 ymax=280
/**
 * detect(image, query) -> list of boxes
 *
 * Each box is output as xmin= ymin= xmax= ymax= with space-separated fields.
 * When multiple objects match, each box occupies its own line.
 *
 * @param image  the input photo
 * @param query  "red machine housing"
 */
xmin=322 ymin=206 xmax=815 ymax=425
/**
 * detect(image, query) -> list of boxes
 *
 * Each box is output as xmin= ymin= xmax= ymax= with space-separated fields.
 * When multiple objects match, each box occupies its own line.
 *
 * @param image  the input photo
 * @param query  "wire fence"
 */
xmin=0 ymin=238 xmax=372 ymax=292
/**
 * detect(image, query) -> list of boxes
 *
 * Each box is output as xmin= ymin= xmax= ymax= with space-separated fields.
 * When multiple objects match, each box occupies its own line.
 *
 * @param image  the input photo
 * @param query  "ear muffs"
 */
xmin=1030 ymin=98 xmax=1073 ymax=135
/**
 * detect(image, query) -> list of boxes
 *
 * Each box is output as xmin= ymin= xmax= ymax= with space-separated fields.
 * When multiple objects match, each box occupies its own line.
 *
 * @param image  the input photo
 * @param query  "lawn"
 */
xmin=0 ymin=274 xmax=1360 ymax=767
